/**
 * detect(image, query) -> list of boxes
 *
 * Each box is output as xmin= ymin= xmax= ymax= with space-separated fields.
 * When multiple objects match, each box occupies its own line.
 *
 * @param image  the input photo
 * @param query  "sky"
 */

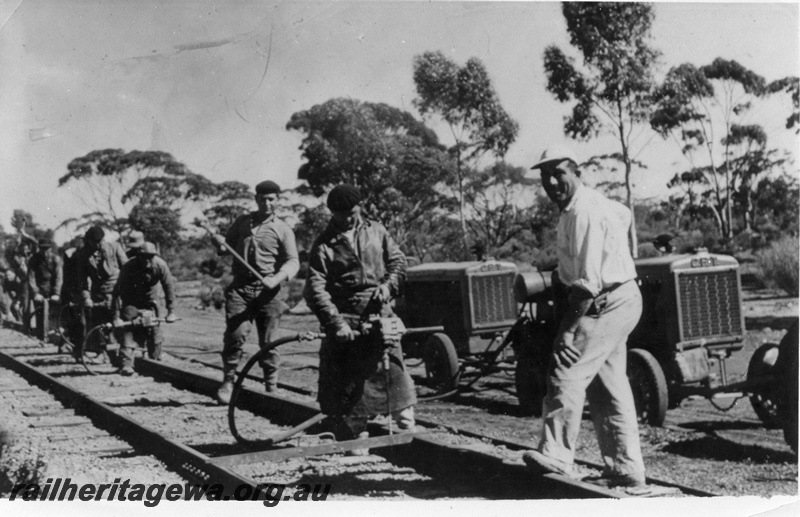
xmin=1 ymin=0 xmax=798 ymax=244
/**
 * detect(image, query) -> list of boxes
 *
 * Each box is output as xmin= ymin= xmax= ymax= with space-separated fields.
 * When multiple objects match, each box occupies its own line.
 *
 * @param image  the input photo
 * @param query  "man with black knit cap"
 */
xmin=304 ymin=184 xmax=416 ymax=447
xmin=211 ymin=180 xmax=299 ymax=403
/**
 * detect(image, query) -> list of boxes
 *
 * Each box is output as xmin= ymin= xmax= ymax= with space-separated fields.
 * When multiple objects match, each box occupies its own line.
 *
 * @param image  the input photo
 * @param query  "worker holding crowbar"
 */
xmin=197 ymin=180 xmax=299 ymax=404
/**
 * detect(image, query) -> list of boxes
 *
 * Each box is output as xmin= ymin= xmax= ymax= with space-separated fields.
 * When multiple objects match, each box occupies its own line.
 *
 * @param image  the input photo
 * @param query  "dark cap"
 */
xmin=255 ymin=180 xmax=281 ymax=196
xmin=84 ymin=225 xmax=105 ymax=243
xmin=326 ymin=184 xmax=362 ymax=211
xmin=37 ymin=238 xmax=53 ymax=248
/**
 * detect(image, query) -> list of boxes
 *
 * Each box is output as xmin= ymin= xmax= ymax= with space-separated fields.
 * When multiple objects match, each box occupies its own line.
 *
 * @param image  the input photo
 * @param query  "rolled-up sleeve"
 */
xmin=278 ymin=225 xmax=300 ymax=281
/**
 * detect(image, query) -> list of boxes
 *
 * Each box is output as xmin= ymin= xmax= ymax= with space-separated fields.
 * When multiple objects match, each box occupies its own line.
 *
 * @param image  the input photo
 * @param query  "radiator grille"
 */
xmin=471 ymin=273 xmax=517 ymax=327
xmin=677 ymin=269 xmax=743 ymax=340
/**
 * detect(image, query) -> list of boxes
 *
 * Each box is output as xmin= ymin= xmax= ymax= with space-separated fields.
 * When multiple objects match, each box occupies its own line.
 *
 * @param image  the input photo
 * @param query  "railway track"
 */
xmin=0 ymin=323 xmax=718 ymax=500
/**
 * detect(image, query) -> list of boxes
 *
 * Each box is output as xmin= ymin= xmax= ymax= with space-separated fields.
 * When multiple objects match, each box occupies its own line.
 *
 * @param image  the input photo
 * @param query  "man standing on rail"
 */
xmin=74 ymin=226 xmax=128 ymax=357
xmin=211 ymin=180 xmax=299 ymax=403
xmin=60 ymin=236 xmax=85 ymax=347
xmin=304 ymin=184 xmax=416 ymax=446
xmin=112 ymin=242 xmax=177 ymax=376
xmin=524 ymin=145 xmax=646 ymax=489
xmin=28 ymin=238 xmax=63 ymax=339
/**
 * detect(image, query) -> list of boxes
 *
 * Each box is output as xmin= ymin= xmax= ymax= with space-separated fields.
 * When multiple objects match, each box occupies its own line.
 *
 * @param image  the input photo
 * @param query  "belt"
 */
xmin=598 ymin=279 xmax=634 ymax=296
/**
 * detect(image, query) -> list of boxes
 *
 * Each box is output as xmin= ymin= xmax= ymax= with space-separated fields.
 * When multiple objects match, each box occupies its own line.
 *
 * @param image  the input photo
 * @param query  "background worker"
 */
xmin=27 ymin=238 xmax=63 ymax=339
xmin=112 ymin=242 xmax=177 ymax=376
xmin=304 ymin=184 xmax=415 ymax=446
xmin=523 ymin=145 xmax=646 ymax=489
xmin=212 ymin=180 xmax=299 ymax=403
xmin=11 ymin=230 xmax=37 ymax=330
xmin=74 ymin=225 xmax=128 ymax=357
xmin=125 ymin=230 xmax=146 ymax=258
xmin=59 ymin=236 xmax=85 ymax=347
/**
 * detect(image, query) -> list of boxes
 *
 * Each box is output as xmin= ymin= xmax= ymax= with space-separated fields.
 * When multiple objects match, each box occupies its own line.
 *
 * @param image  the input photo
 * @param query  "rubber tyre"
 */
xmin=778 ymin=321 xmax=798 ymax=453
xmin=422 ymin=333 xmax=460 ymax=393
xmin=748 ymin=343 xmax=782 ymax=429
xmin=627 ymin=348 xmax=668 ymax=427
xmin=513 ymin=318 xmax=548 ymax=417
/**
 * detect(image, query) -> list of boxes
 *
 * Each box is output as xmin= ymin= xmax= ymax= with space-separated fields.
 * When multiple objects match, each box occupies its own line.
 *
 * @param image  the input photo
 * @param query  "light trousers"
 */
xmin=539 ymin=280 xmax=645 ymax=477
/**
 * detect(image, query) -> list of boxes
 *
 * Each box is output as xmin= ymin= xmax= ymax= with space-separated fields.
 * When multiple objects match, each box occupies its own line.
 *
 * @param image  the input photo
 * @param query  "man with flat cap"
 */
xmin=74 ymin=225 xmax=129 ymax=357
xmin=523 ymin=145 xmax=646 ymax=489
xmin=211 ymin=180 xmax=299 ymax=403
xmin=112 ymin=242 xmax=177 ymax=376
xmin=304 ymin=184 xmax=416 ymax=446
xmin=28 ymin=238 xmax=63 ymax=339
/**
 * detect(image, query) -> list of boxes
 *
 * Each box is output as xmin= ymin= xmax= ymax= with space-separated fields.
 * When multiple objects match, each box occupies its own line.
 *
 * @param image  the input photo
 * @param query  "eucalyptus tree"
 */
xmin=543 ymin=2 xmax=662 ymax=254
xmin=413 ymin=51 xmax=519 ymax=258
xmin=59 ymin=149 xmax=214 ymax=235
xmin=651 ymin=59 xmax=768 ymax=240
xmin=286 ymin=97 xmax=454 ymax=248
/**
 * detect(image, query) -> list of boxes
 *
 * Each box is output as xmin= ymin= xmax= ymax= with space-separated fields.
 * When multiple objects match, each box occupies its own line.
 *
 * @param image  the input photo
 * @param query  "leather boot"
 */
xmin=216 ymin=366 xmax=237 ymax=405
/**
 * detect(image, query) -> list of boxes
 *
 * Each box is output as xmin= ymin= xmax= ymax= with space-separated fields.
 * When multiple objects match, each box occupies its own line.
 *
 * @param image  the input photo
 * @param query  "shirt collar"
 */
xmin=561 ymin=183 xmax=585 ymax=213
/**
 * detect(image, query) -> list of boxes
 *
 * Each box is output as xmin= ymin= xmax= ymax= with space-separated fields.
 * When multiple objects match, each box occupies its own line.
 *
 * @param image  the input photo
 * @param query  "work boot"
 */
xmin=119 ymin=365 xmax=135 ymax=377
xmin=261 ymin=361 xmax=279 ymax=393
xmin=583 ymin=473 xmax=646 ymax=488
xmin=216 ymin=380 xmax=234 ymax=405
xmin=346 ymin=431 xmax=371 ymax=457
xmin=521 ymin=450 xmax=572 ymax=477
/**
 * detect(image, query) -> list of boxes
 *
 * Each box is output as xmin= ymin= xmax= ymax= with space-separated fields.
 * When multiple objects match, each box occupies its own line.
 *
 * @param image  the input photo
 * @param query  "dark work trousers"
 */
xmin=33 ymin=298 xmax=61 ymax=340
xmin=77 ymin=293 xmax=115 ymax=359
xmin=115 ymin=309 xmax=163 ymax=368
xmin=221 ymin=282 xmax=285 ymax=389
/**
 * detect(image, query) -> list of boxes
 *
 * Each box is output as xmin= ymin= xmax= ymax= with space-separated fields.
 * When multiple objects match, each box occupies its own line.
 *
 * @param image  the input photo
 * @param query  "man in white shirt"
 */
xmin=523 ymin=145 xmax=646 ymax=489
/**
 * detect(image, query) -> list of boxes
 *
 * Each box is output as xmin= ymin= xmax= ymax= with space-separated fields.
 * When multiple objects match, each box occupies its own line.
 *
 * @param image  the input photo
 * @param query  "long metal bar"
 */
xmin=135 ymin=358 xmax=648 ymax=499
xmin=211 ymin=432 xmax=419 ymax=466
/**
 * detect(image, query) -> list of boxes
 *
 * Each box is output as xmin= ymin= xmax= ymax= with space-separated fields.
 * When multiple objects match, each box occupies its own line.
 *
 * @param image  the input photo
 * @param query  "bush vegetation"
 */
xmin=756 ymin=235 xmax=799 ymax=297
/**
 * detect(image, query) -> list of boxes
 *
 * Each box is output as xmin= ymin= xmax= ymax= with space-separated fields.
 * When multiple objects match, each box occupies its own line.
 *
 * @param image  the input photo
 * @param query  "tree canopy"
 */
xmin=286 ymin=97 xmax=454 ymax=247
xmin=413 ymin=50 xmax=519 ymax=257
xmin=59 ymin=149 xmax=214 ymax=234
xmin=543 ymin=2 xmax=662 ymax=254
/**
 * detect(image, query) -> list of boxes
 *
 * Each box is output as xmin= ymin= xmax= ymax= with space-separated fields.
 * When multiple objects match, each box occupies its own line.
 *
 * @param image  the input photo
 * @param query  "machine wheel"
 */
xmin=512 ymin=318 xmax=548 ymax=417
xmin=779 ymin=321 xmax=798 ymax=453
xmin=627 ymin=348 xmax=668 ymax=427
xmin=422 ymin=333 xmax=460 ymax=393
xmin=515 ymin=350 xmax=546 ymax=417
xmin=748 ymin=343 xmax=782 ymax=429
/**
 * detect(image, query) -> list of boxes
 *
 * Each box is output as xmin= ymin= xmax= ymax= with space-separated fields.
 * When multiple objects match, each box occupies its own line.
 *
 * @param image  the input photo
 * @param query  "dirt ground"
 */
xmin=163 ymin=282 xmax=798 ymax=496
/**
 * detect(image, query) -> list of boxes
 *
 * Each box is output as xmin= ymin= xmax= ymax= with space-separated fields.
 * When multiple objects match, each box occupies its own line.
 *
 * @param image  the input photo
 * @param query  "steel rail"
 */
xmin=136 ymin=356 xmax=708 ymax=499
xmin=0 ymin=325 xmax=719 ymax=499
xmin=0 ymin=348 xmax=262 ymax=496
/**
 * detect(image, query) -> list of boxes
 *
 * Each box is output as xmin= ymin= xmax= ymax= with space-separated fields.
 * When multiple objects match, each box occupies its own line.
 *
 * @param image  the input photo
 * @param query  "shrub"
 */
xmin=756 ymin=235 xmax=799 ymax=297
xmin=197 ymin=275 xmax=230 ymax=310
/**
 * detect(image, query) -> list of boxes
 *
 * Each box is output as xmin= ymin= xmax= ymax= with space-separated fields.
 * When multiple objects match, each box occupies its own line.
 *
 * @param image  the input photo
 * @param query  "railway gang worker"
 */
xmin=74 ymin=225 xmax=128 ymax=358
xmin=28 ymin=238 xmax=63 ymax=339
xmin=304 ymin=184 xmax=416 ymax=447
xmin=524 ymin=145 xmax=646 ymax=489
xmin=125 ymin=231 xmax=145 ymax=259
xmin=60 ymin=236 xmax=85 ymax=347
xmin=212 ymin=180 xmax=299 ymax=403
xmin=112 ymin=242 xmax=177 ymax=376
xmin=12 ymin=231 xmax=37 ymax=330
